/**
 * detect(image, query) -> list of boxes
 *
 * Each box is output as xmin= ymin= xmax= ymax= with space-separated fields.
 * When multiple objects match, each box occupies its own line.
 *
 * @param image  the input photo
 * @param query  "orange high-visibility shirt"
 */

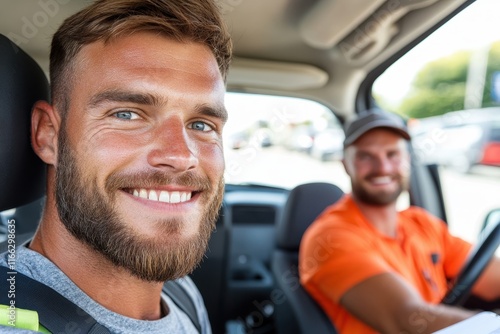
xmin=299 ymin=195 xmax=472 ymax=334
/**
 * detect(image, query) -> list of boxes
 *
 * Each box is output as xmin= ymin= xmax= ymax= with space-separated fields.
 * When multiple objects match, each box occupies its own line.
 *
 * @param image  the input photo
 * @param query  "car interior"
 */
xmin=1 ymin=0 xmax=500 ymax=333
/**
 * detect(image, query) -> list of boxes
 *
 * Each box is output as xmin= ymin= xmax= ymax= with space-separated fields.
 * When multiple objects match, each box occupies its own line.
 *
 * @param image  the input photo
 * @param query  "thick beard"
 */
xmin=55 ymin=127 xmax=224 ymax=282
xmin=351 ymin=175 xmax=404 ymax=206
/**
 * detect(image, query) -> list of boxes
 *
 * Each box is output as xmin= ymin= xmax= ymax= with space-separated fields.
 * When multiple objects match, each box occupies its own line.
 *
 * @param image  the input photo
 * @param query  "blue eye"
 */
xmin=190 ymin=121 xmax=212 ymax=132
xmin=114 ymin=110 xmax=139 ymax=120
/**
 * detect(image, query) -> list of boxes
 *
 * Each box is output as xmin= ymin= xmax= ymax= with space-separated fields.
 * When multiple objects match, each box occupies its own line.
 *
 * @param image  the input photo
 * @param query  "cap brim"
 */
xmin=343 ymin=121 xmax=411 ymax=147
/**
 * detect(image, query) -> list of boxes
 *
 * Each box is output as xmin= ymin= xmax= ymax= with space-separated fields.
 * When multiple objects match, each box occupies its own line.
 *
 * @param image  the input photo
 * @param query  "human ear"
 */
xmin=341 ymin=148 xmax=353 ymax=176
xmin=31 ymin=100 xmax=61 ymax=165
xmin=341 ymin=158 xmax=351 ymax=176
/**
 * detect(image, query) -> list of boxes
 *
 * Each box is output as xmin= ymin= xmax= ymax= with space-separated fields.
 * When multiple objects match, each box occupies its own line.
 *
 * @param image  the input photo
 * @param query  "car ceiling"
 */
xmin=1 ymin=0 xmax=472 ymax=118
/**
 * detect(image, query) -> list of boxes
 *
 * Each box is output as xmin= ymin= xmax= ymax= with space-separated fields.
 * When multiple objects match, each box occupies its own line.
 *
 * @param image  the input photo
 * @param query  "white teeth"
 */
xmin=159 ymin=191 xmax=170 ymax=203
xmin=131 ymin=189 xmax=191 ymax=204
xmin=148 ymin=190 xmax=158 ymax=201
xmin=170 ymin=192 xmax=181 ymax=203
xmin=372 ymin=177 xmax=392 ymax=185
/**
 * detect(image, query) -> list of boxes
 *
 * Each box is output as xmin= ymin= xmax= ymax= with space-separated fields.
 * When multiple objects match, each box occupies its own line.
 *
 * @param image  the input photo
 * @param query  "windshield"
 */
xmin=223 ymin=93 xmax=351 ymax=191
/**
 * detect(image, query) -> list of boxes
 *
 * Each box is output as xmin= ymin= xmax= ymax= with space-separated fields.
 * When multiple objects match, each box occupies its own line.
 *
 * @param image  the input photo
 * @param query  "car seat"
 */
xmin=271 ymin=182 xmax=343 ymax=334
xmin=0 ymin=34 xmax=48 ymax=236
xmin=190 ymin=205 xmax=232 ymax=334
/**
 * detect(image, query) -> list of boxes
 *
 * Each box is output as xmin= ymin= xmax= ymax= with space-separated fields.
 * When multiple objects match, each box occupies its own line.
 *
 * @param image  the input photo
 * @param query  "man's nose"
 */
xmin=147 ymin=117 xmax=199 ymax=172
xmin=373 ymin=156 xmax=393 ymax=174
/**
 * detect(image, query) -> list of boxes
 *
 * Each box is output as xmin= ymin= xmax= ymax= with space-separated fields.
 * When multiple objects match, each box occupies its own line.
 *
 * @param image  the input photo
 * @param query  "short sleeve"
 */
xmin=407 ymin=207 xmax=472 ymax=279
xmin=300 ymin=222 xmax=391 ymax=302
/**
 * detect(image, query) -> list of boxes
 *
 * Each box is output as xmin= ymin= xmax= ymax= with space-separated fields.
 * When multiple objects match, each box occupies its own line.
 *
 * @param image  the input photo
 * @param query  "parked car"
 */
xmin=228 ymin=131 xmax=250 ymax=150
xmin=283 ymin=125 xmax=315 ymax=153
xmin=412 ymin=108 xmax=500 ymax=172
xmin=310 ymin=128 xmax=345 ymax=161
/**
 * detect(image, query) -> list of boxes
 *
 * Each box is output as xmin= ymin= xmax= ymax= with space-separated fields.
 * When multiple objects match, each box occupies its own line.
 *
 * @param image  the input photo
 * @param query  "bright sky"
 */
xmin=373 ymin=0 xmax=500 ymax=106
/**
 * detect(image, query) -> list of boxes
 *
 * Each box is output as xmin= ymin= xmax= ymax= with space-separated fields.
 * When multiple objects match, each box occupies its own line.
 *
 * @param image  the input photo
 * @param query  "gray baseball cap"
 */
xmin=343 ymin=109 xmax=410 ymax=147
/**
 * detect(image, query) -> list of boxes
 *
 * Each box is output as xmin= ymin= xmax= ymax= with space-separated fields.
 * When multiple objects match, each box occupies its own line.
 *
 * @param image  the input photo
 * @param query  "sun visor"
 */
xmin=227 ymin=57 xmax=329 ymax=91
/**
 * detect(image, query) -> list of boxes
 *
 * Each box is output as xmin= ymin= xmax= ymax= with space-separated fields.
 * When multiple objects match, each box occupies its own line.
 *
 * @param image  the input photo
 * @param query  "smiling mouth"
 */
xmin=369 ymin=176 xmax=393 ymax=185
xmin=125 ymin=188 xmax=193 ymax=204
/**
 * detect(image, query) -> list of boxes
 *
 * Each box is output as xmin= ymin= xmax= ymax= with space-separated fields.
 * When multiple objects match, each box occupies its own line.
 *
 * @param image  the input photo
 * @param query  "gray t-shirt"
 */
xmin=0 ymin=246 xmax=211 ymax=334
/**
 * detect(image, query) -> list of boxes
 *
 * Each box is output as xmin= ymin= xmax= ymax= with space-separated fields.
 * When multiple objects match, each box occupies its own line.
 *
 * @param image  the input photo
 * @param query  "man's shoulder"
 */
xmin=399 ymin=206 xmax=455 ymax=243
xmin=400 ymin=205 xmax=446 ymax=228
xmin=309 ymin=195 xmax=363 ymax=230
xmin=302 ymin=196 xmax=370 ymax=251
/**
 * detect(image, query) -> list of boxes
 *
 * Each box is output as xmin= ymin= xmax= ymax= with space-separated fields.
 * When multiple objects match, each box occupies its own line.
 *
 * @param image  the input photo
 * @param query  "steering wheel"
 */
xmin=442 ymin=217 xmax=500 ymax=305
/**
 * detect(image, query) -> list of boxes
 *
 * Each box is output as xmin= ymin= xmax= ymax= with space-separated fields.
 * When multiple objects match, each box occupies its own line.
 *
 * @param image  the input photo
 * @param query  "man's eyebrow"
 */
xmin=88 ymin=90 xmax=165 ymax=108
xmin=355 ymin=149 xmax=372 ymax=156
xmin=88 ymin=90 xmax=228 ymax=122
xmin=195 ymin=104 xmax=228 ymax=124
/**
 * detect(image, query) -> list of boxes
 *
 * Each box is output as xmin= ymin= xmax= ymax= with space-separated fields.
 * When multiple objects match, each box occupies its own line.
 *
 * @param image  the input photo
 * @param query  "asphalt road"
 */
xmin=441 ymin=166 xmax=500 ymax=243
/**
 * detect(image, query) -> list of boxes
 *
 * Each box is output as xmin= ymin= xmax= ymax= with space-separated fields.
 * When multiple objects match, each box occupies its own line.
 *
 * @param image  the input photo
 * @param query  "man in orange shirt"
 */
xmin=300 ymin=109 xmax=500 ymax=333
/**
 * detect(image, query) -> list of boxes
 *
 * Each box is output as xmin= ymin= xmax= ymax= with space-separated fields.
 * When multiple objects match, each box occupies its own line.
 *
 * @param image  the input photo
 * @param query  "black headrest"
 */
xmin=0 ymin=34 xmax=49 ymax=211
xmin=276 ymin=182 xmax=344 ymax=251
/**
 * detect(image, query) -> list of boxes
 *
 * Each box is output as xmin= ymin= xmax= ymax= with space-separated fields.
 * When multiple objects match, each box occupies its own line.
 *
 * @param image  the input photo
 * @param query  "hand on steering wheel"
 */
xmin=442 ymin=218 xmax=500 ymax=306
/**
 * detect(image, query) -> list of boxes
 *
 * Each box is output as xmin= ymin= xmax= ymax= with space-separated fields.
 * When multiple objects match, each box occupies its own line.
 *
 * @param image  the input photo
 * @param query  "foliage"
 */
xmin=483 ymin=42 xmax=500 ymax=108
xmin=400 ymin=84 xmax=466 ymax=119
xmin=397 ymin=42 xmax=500 ymax=119
xmin=413 ymin=51 xmax=470 ymax=90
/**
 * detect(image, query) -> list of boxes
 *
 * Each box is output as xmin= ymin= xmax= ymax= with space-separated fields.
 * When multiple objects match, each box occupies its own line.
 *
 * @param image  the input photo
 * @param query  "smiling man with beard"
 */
xmin=0 ymin=0 xmax=231 ymax=333
xmin=299 ymin=109 xmax=500 ymax=334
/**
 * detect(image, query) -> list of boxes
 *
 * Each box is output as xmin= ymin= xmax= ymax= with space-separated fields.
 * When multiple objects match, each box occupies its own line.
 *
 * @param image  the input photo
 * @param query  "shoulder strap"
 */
xmin=163 ymin=280 xmax=202 ymax=332
xmin=0 ymin=266 xmax=110 ymax=334
xmin=1 ymin=235 xmax=202 ymax=333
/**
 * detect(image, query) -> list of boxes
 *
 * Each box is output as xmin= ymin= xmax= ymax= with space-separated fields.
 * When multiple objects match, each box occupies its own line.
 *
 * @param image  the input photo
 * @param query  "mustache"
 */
xmin=365 ymin=172 xmax=399 ymax=179
xmin=105 ymin=170 xmax=212 ymax=193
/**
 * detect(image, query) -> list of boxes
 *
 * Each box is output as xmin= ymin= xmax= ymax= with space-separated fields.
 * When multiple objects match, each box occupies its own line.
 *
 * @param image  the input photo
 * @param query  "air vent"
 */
xmin=232 ymin=205 xmax=276 ymax=225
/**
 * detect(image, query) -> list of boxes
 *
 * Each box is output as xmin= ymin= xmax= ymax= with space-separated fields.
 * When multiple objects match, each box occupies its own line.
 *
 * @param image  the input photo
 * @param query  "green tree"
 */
xmin=399 ymin=84 xmax=466 ymax=119
xmin=399 ymin=42 xmax=500 ymax=119
xmin=413 ymin=51 xmax=470 ymax=90
xmin=399 ymin=51 xmax=470 ymax=118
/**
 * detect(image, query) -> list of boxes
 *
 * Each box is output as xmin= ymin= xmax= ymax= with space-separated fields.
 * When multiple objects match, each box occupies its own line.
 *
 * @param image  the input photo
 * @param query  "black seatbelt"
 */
xmin=0 ymin=265 xmax=202 ymax=333
xmin=163 ymin=279 xmax=201 ymax=332
xmin=1 ymin=234 xmax=203 ymax=333
xmin=0 ymin=265 xmax=111 ymax=333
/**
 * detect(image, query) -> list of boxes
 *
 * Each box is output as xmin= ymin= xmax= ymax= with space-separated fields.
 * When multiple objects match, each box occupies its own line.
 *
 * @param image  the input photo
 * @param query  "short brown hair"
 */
xmin=50 ymin=0 xmax=232 ymax=113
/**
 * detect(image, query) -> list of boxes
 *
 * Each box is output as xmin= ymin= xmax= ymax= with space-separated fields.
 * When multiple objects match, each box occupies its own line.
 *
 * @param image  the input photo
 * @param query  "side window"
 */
xmin=373 ymin=0 xmax=500 ymax=242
